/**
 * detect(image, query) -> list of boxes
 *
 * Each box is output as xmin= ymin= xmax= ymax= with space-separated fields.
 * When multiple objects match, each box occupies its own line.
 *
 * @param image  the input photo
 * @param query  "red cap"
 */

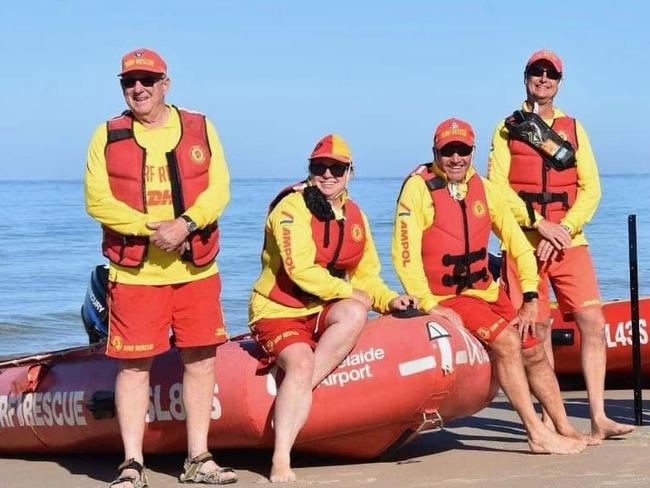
xmin=433 ymin=118 xmax=475 ymax=149
xmin=526 ymin=49 xmax=563 ymax=73
xmin=309 ymin=134 xmax=353 ymax=164
xmin=119 ymin=48 xmax=167 ymax=76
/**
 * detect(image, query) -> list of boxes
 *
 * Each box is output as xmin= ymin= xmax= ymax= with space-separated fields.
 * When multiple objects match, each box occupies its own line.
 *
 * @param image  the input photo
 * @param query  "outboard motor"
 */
xmin=80 ymin=265 xmax=109 ymax=343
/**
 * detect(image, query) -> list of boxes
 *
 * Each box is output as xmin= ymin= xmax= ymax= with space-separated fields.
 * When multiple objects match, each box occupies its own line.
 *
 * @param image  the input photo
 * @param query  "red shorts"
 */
xmin=502 ymin=245 xmax=601 ymax=322
xmin=440 ymin=288 xmax=539 ymax=349
xmin=106 ymin=274 xmax=228 ymax=359
xmin=250 ymin=303 xmax=336 ymax=362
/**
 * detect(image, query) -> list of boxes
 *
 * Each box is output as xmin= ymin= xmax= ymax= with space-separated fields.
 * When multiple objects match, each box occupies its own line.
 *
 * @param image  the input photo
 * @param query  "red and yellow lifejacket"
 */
xmin=102 ymin=106 xmax=219 ymax=267
xmin=416 ymin=166 xmax=492 ymax=295
xmin=507 ymin=116 xmax=579 ymax=225
xmin=267 ymin=183 xmax=366 ymax=308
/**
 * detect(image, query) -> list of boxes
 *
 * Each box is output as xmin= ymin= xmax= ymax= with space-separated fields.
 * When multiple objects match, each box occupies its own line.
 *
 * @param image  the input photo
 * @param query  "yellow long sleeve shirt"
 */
xmin=249 ymin=190 xmax=399 ymax=323
xmin=84 ymin=105 xmax=230 ymax=285
xmin=392 ymin=166 xmax=538 ymax=313
xmin=487 ymin=105 xmax=601 ymax=247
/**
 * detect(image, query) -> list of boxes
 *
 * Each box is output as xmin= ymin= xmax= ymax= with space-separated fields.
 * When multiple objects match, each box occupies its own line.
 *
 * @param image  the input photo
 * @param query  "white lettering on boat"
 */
xmin=605 ymin=319 xmax=648 ymax=348
xmin=145 ymin=383 xmax=222 ymax=423
xmin=321 ymin=347 xmax=385 ymax=387
xmin=0 ymin=390 xmax=87 ymax=428
xmin=457 ymin=327 xmax=490 ymax=365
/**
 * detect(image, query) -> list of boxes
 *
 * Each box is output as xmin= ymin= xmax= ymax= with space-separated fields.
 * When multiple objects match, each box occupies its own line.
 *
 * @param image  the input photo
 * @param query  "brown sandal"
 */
xmin=109 ymin=458 xmax=148 ymax=488
xmin=179 ymin=452 xmax=238 ymax=485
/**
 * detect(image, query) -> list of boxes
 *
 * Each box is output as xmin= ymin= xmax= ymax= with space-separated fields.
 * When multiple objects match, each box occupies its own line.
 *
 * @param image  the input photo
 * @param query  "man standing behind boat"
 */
xmin=249 ymin=134 xmax=414 ymax=482
xmin=487 ymin=49 xmax=634 ymax=440
xmin=85 ymin=48 xmax=237 ymax=486
xmin=393 ymin=118 xmax=591 ymax=454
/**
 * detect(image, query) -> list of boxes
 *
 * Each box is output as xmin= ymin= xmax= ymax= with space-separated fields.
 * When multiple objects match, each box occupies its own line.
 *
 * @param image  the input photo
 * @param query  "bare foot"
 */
xmin=270 ymin=454 xmax=296 ymax=483
xmin=528 ymin=429 xmax=587 ymax=454
xmin=592 ymin=417 xmax=636 ymax=440
xmin=558 ymin=428 xmax=602 ymax=446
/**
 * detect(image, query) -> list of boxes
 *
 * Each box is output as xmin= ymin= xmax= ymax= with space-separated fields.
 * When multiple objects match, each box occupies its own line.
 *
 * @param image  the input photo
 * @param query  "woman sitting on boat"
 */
xmin=248 ymin=134 xmax=414 ymax=483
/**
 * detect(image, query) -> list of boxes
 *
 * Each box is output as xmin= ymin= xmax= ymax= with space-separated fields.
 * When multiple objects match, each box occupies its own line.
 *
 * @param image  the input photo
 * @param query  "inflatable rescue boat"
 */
xmin=0 ymin=308 xmax=497 ymax=458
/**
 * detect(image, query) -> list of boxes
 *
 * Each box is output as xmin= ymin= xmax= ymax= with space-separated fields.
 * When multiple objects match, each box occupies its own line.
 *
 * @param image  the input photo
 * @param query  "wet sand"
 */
xmin=2 ymin=390 xmax=648 ymax=488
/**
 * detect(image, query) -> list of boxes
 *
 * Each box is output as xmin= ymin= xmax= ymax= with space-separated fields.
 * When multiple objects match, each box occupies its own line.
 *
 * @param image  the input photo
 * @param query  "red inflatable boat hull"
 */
xmin=0 ymin=312 xmax=498 ymax=459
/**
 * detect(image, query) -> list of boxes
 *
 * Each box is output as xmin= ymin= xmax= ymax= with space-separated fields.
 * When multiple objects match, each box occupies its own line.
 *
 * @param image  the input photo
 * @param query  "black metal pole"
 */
xmin=628 ymin=214 xmax=643 ymax=426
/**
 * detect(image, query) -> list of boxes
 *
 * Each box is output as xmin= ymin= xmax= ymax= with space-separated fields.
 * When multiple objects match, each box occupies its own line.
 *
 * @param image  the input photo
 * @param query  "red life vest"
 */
xmin=102 ymin=106 xmax=219 ymax=267
xmin=267 ymin=183 xmax=367 ymax=308
xmin=415 ymin=166 xmax=492 ymax=295
xmin=507 ymin=116 xmax=579 ymax=225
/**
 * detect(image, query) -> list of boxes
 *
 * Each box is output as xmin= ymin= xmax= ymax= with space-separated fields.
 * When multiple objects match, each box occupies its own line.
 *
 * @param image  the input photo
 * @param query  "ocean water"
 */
xmin=1 ymin=176 xmax=649 ymax=356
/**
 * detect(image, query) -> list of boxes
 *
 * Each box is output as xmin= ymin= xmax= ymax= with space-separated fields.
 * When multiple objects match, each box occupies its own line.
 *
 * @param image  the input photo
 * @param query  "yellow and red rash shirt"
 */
xmin=392 ymin=165 xmax=538 ymax=312
xmin=487 ymin=104 xmax=601 ymax=248
xmin=85 ymin=105 xmax=230 ymax=285
xmin=249 ymin=190 xmax=398 ymax=323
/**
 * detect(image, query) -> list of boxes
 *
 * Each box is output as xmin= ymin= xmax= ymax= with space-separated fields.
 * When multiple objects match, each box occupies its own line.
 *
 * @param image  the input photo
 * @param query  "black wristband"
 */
xmin=523 ymin=291 xmax=539 ymax=303
xmin=181 ymin=215 xmax=198 ymax=233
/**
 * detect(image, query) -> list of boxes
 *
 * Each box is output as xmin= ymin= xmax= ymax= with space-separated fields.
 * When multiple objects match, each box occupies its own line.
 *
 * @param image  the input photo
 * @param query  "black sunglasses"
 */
xmin=120 ymin=75 xmax=164 ymax=89
xmin=309 ymin=161 xmax=350 ymax=177
xmin=526 ymin=65 xmax=562 ymax=80
xmin=439 ymin=144 xmax=473 ymax=158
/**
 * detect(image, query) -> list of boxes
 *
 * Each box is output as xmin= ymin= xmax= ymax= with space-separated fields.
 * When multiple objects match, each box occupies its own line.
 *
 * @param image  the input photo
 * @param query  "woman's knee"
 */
xmin=278 ymin=344 xmax=315 ymax=381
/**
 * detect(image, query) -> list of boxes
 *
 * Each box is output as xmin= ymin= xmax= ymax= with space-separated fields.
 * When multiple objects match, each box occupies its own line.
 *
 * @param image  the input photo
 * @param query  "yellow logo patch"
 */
xmin=476 ymin=327 xmax=491 ymax=340
xmin=351 ymin=224 xmax=364 ymax=242
xmin=111 ymin=335 xmax=123 ymax=351
xmin=472 ymin=200 xmax=486 ymax=218
xmin=190 ymin=145 xmax=206 ymax=164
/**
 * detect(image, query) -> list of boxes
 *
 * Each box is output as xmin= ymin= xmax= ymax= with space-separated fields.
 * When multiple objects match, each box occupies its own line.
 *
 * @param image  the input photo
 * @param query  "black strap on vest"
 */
xmin=518 ymin=190 xmax=569 ymax=226
xmin=425 ymin=176 xmax=447 ymax=192
xmin=442 ymin=269 xmax=489 ymax=292
xmin=441 ymin=247 xmax=489 ymax=294
xmin=107 ymin=128 xmax=134 ymax=144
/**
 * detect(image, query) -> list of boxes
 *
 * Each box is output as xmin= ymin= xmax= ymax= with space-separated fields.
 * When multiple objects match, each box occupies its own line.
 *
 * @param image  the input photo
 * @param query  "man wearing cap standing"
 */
xmin=392 ymin=118 xmax=591 ymax=454
xmin=85 ymin=48 xmax=237 ymax=486
xmin=487 ymin=49 xmax=634 ymax=440
xmin=249 ymin=134 xmax=415 ymax=482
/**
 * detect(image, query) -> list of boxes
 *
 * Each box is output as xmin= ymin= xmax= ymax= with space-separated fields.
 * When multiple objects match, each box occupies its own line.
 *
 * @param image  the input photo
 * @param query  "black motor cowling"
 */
xmin=80 ymin=265 xmax=109 ymax=343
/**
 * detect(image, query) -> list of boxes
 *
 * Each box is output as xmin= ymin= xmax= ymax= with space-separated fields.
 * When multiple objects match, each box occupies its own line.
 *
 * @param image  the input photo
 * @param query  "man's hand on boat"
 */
xmin=428 ymin=305 xmax=464 ymax=330
xmin=388 ymin=294 xmax=418 ymax=312
xmin=512 ymin=300 xmax=538 ymax=343
xmin=147 ymin=218 xmax=190 ymax=252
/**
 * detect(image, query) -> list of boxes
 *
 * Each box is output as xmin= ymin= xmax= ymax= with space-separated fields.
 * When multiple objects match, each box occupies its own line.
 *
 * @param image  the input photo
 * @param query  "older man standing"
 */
xmin=487 ymin=49 xmax=634 ymax=440
xmin=85 ymin=48 xmax=237 ymax=486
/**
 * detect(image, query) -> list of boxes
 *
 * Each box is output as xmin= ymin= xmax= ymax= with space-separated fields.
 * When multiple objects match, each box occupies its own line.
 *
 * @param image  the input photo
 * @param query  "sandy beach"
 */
xmin=2 ymin=389 xmax=648 ymax=488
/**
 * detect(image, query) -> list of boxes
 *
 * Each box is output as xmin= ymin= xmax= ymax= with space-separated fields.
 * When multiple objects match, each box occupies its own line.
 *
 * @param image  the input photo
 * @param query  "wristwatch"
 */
xmin=523 ymin=291 xmax=539 ymax=303
xmin=181 ymin=215 xmax=198 ymax=233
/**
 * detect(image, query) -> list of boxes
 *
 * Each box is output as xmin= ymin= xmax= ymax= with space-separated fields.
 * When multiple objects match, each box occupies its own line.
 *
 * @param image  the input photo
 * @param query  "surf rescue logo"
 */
xmin=111 ymin=335 xmax=123 ymax=352
xmin=476 ymin=327 xmax=491 ymax=341
xmin=472 ymin=200 xmax=486 ymax=218
xmin=351 ymin=224 xmax=364 ymax=242
xmin=190 ymin=145 xmax=206 ymax=164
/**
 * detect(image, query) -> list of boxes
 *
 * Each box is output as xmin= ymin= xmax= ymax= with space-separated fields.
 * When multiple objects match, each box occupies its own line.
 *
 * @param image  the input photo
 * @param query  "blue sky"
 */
xmin=2 ymin=1 xmax=649 ymax=180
